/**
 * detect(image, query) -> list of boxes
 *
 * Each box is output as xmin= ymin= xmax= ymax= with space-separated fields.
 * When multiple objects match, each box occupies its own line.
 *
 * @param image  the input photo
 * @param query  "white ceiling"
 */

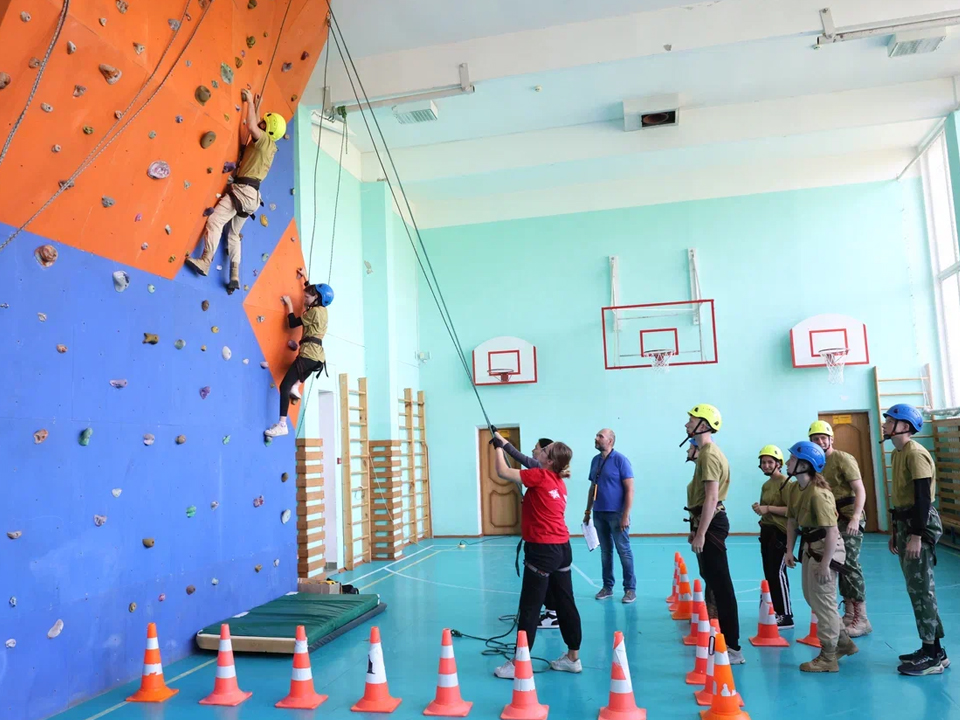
xmin=309 ymin=0 xmax=960 ymax=227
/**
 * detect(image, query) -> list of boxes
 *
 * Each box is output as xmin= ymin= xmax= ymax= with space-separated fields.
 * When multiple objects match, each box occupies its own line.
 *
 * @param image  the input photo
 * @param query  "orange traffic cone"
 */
xmin=686 ymin=602 xmax=711 ymax=685
xmin=127 ymin=623 xmax=179 ymax=703
xmin=352 ymin=627 xmax=402 ymax=713
xmin=670 ymin=563 xmax=692 ymax=621
xmin=749 ymin=602 xmax=789 ymax=648
xmin=666 ymin=553 xmax=681 ymax=604
xmin=797 ymin=612 xmax=820 ymax=648
xmin=699 ymin=633 xmax=750 ymax=720
xmin=694 ymin=620 xmax=718 ymax=707
xmin=683 ymin=580 xmax=705 ymax=645
xmin=500 ymin=631 xmax=548 ymax=720
xmin=424 ymin=629 xmax=472 ymax=717
xmin=199 ymin=624 xmax=252 ymax=706
xmin=599 ymin=631 xmax=646 ymax=720
xmin=276 ymin=625 xmax=327 ymax=709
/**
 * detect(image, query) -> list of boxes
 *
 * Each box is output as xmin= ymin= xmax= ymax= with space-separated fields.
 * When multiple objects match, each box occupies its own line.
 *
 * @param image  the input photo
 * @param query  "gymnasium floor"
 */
xmin=54 ymin=536 xmax=960 ymax=720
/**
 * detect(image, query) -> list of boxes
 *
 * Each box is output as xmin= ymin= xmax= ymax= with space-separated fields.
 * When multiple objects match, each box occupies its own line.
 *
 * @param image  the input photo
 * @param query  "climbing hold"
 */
xmin=269 ymin=203 xmax=276 ymax=211
xmin=0 ymin=73 xmax=10 ymax=90
xmin=142 ymin=538 xmax=155 ymax=548
xmin=235 ymin=57 xmax=243 ymax=69
xmin=176 ymin=435 xmax=186 ymax=445
xmin=8 ymin=598 xmax=14 ymax=608
xmin=203 ymin=207 xmax=214 ymax=217
xmin=200 ymin=345 xmax=207 ymax=352
xmin=99 ymin=17 xmax=107 ymax=26
xmin=34 ymin=429 xmax=48 ymax=444
xmin=29 ymin=57 xmax=40 ymax=68
xmin=147 ymin=284 xmax=155 ymax=293
xmin=260 ymin=361 xmax=269 ymax=369
xmin=211 ymin=80 xmax=219 ymax=90
xmin=264 ymin=436 xmax=273 ymax=446
xmin=143 ymin=333 xmax=159 ymax=344
xmin=143 ymin=434 xmax=154 ymax=446
xmin=195 ymin=85 xmax=211 ymax=105
xmin=116 ymin=0 xmax=128 ymax=13
xmin=109 ymin=379 xmax=128 ymax=389
xmin=223 ymin=161 xmax=236 ymax=174
xmin=290 ymin=188 xmax=295 ymax=195
xmin=102 ymin=196 xmax=116 ymax=208
xmin=291 ymin=94 xmax=298 ymax=103
xmin=164 ymin=225 xmax=171 ymax=235
xmin=98 ymin=64 xmax=122 ymax=85
xmin=148 ymin=131 xmax=156 ymax=139
xmin=242 ymin=359 xmax=249 ymax=365
xmin=186 ymin=585 xmax=196 ymax=595
xmin=201 ymin=300 xmax=210 ymax=311
xmin=7 ymin=531 xmax=22 ymax=540
xmin=79 ymin=427 xmax=93 ymax=446
xmin=128 ymin=602 xmax=136 ymax=612
xmin=287 ymin=340 xmax=298 ymax=351
xmin=186 ymin=505 xmax=196 ymax=518
xmin=38 ymin=312 xmax=47 ymax=322
xmin=133 ymin=42 xmax=145 ymax=55
xmin=281 ymin=509 xmax=291 ymax=524
xmin=111 ymin=488 xmax=122 ymax=498
xmin=51 ymin=144 xmax=60 ymax=153
xmin=211 ymin=501 xmax=219 ymax=510
xmin=219 ymin=60 xmax=235 ymax=84
xmin=199 ymin=386 xmax=210 ymax=399
xmin=20 ymin=11 xmax=31 ymax=21
xmin=207 ymin=167 xmax=213 ymax=173
xmin=281 ymin=62 xmax=292 ymax=73
xmin=135 ymin=213 xmax=142 ymax=222
xmin=274 ymin=559 xmax=280 ymax=567
xmin=253 ymin=495 xmax=264 ymax=508
xmin=147 ymin=161 xmax=170 ymax=179
xmin=158 ymin=593 xmax=166 ymax=602
xmin=200 ymin=131 xmax=216 ymax=148
xmin=222 ymin=435 xmax=230 ymax=444
xmin=112 ymin=270 xmax=129 ymax=291
xmin=0 ymin=304 xmax=8 ymax=309
xmin=211 ymin=326 xmax=219 ymax=333
xmin=222 ymin=346 xmax=232 ymax=360
xmin=254 ymin=564 xmax=262 ymax=573
xmin=256 ymin=316 xmax=264 ymax=323
xmin=168 ymin=18 xmax=181 ymax=31
xmin=168 ymin=255 xmax=176 ymax=263
xmin=174 ymin=339 xmax=185 ymax=350
xmin=211 ymin=578 xmax=219 ymax=585
xmin=246 ymin=35 xmax=256 ymax=48
xmin=56 ymin=345 xmax=67 ymax=354
xmin=261 ymin=252 xmax=269 ymax=261
xmin=93 ymin=515 xmax=107 ymax=527
xmin=175 ymin=114 xmax=183 ymax=123
xmin=114 ymin=110 xmax=122 ymax=119
xmin=41 ymin=102 xmax=52 ymax=112
xmin=34 ymin=244 xmax=57 ymax=267
xmin=73 ymin=84 xmax=86 ymax=97
xmin=48 ymin=620 xmax=64 ymax=638
xmin=264 ymin=31 xmax=269 ymax=37
xmin=59 ymin=180 xmax=74 ymax=190
xmin=67 ymin=41 xmax=76 ymax=54
xmin=248 ymin=0 xmax=257 ymax=7
xmin=185 ymin=60 xmax=191 ymax=67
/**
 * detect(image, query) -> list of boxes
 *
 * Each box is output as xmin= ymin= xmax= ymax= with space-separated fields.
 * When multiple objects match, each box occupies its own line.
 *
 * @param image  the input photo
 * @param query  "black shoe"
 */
xmin=898 ymin=650 xmax=946 ymax=676
xmin=777 ymin=614 xmax=794 ymax=629
xmin=226 ymin=279 xmax=240 ymax=295
xmin=938 ymin=647 xmax=950 ymax=669
xmin=899 ymin=647 xmax=925 ymax=663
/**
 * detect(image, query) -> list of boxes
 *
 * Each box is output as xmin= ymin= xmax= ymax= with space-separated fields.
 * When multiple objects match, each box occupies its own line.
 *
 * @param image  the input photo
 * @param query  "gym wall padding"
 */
xmin=0 ymin=2 xmax=330 ymax=718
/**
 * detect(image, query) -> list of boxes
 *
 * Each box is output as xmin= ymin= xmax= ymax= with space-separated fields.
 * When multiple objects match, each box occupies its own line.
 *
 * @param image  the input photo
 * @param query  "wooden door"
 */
xmin=479 ymin=427 xmax=522 ymax=536
xmin=820 ymin=412 xmax=879 ymax=532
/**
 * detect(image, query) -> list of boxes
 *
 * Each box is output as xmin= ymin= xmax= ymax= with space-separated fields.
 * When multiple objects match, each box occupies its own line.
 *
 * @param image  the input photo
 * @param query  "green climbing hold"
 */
xmin=220 ymin=62 xmax=233 ymax=85
xmin=148 ymin=131 xmax=156 ymax=139
xmin=79 ymin=428 xmax=93 ymax=446
xmin=222 ymin=435 xmax=230 ymax=445
xmin=246 ymin=35 xmax=256 ymax=48
xmin=261 ymin=253 xmax=269 ymax=261
xmin=174 ymin=339 xmax=185 ymax=350
xmin=186 ymin=505 xmax=196 ymax=518
xmin=83 ymin=125 xmax=94 ymax=135
xmin=235 ymin=56 xmax=243 ymax=69
xmin=264 ymin=436 xmax=273 ymax=446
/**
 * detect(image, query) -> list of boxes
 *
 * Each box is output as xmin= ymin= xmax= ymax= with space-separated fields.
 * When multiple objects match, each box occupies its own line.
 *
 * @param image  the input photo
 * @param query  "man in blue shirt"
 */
xmin=583 ymin=428 xmax=636 ymax=602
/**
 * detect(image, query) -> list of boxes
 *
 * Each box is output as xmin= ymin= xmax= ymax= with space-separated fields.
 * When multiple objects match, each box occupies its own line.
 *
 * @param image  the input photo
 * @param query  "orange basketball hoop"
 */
xmin=488 ymin=368 xmax=517 ymax=384
xmin=642 ymin=349 xmax=675 ymax=373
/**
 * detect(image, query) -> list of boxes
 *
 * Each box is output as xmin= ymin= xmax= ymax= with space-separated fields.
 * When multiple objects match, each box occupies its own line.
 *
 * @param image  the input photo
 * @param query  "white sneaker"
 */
xmin=289 ymin=384 xmax=302 ymax=401
xmin=264 ymin=422 xmax=288 ymax=437
xmin=550 ymin=653 xmax=582 ymax=673
xmin=494 ymin=659 xmax=515 ymax=679
xmin=727 ymin=648 xmax=745 ymax=665
xmin=539 ymin=611 xmax=559 ymax=629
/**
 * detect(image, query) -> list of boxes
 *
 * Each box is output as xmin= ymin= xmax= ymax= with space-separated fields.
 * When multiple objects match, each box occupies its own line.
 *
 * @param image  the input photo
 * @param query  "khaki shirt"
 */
xmin=298 ymin=306 xmax=327 ymax=363
xmin=759 ymin=472 xmax=794 ymax=534
xmin=821 ymin=450 xmax=861 ymax=518
xmin=788 ymin=478 xmax=838 ymax=529
xmin=687 ymin=443 xmax=730 ymax=508
xmin=237 ymin=132 xmax=278 ymax=181
xmin=891 ymin=440 xmax=936 ymax=509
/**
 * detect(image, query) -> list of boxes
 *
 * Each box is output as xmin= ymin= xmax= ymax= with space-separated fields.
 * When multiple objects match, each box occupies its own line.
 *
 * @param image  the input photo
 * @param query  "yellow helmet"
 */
xmin=808 ymin=420 xmax=834 ymax=438
xmin=263 ymin=112 xmax=287 ymax=139
xmin=688 ymin=404 xmax=722 ymax=432
xmin=758 ymin=445 xmax=784 ymax=464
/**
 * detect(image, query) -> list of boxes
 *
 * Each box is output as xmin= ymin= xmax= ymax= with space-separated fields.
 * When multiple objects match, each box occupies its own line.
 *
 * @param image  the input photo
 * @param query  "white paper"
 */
xmin=582 ymin=521 xmax=600 ymax=552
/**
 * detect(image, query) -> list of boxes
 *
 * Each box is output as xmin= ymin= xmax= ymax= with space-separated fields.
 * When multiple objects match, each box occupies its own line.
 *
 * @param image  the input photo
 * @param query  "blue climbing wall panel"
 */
xmin=0 ymin=121 xmax=303 ymax=720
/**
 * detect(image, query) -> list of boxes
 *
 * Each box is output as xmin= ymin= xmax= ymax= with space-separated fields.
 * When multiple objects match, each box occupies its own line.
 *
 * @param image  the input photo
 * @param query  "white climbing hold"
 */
xmin=269 ymin=203 xmax=276 ymax=211
xmin=260 ymin=361 xmax=269 ymax=369
xmin=143 ymin=434 xmax=155 ymax=446
xmin=168 ymin=18 xmax=180 ymax=30
xmin=8 ymin=597 xmax=15 ymax=608
xmin=102 ymin=196 xmax=116 ymax=208
xmin=37 ymin=313 xmax=47 ymax=322
xmin=141 ymin=243 xmax=149 ymax=250
xmin=210 ymin=501 xmax=219 ymax=510
xmin=274 ymin=559 xmax=280 ymax=567
xmin=281 ymin=509 xmax=291 ymax=524
xmin=221 ymin=346 xmax=232 ymax=360
xmin=7 ymin=531 xmax=22 ymax=540
xmin=20 ymin=11 xmax=31 ymax=21
xmin=147 ymin=284 xmax=155 ymax=293
xmin=52 ymin=144 xmax=61 ymax=153
xmin=93 ymin=514 xmax=107 ymax=527
xmin=109 ymin=379 xmax=127 ymax=389
xmin=47 ymin=619 xmax=64 ymax=639
xmin=211 ymin=578 xmax=219 ymax=586
xmin=111 ymin=488 xmax=122 ymax=498
xmin=41 ymin=103 xmax=52 ymax=112
xmin=112 ymin=271 xmax=129 ymax=292
xmin=67 ymin=41 xmax=77 ymax=54
xmin=133 ymin=42 xmax=145 ymax=55
xmin=164 ymin=225 xmax=171 ymax=234
xmin=5 ymin=639 xmax=15 ymax=649
xmin=242 ymin=358 xmax=249 ymax=365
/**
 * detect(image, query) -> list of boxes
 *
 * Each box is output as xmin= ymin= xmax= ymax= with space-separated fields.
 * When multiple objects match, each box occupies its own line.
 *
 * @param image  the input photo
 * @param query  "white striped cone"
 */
xmin=276 ymin=625 xmax=327 ymax=709
xmin=199 ymin=625 xmax=252 ymax=706
xmin=425 ymin=629 xmax=472 ymax=716
xmin=599 ymin=631 xmax=645 ymax=720
xmin=501 ymin=631 xmax=547 ymax=720
xmin=686 ymin=603 xmax=711 ymax=685
xmin=352 ymin=627 xmax=401 ymax=713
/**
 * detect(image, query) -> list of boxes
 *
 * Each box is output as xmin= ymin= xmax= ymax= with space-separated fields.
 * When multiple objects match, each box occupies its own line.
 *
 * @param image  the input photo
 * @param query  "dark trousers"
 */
xmin=279 ymin=357 xmax=323 ymax=416
xmin=695 ymin=512 xmax=741 ymax=650
xmin=759 ymin=524 xmax=792 ymax=619
xmin=518 ymin=542 xmax=582 ymax=652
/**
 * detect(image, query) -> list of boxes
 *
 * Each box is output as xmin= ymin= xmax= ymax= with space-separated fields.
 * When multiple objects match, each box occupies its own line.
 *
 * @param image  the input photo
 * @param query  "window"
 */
xmin=921 ymin=132 xmax=960 ymax=407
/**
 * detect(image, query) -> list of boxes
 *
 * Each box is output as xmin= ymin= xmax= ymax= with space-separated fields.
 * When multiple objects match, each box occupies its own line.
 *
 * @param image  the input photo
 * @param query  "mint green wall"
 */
xmin=418 ymin=180 xmax=940 ymax=536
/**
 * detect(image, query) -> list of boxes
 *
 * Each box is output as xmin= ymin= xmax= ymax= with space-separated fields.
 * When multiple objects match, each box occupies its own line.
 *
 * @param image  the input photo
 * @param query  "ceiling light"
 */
xmin=392 ymin=100 xmax=438 ymax=125
xmin=888 ymin=28 xmax=946 ymax=57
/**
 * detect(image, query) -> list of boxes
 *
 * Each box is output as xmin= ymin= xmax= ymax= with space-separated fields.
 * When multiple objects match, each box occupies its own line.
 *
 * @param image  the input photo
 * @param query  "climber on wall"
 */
xmin=184 ymin=89 xmax=286 ymax=294
xmin=264 ymin=278 xmax=334 ymax=438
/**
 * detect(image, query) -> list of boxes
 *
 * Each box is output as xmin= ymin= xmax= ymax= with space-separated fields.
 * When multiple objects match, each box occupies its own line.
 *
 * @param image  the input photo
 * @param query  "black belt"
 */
xmin=227 ymin=177 xmax=262 ymax=218
xmin=233 ymin=176 xmax=261 ymax=190
xmin=889 ymin=508 xmax=938 ymax=563
xmin=798 ymin=528 xmax=847 ymax=574
xmin=683 ymin=502 xmax=725 ymax=523
xmin=299 ymin=337 xmax=323 ymax=347
xmin=835 ymin=496 xmax=855 ymax=509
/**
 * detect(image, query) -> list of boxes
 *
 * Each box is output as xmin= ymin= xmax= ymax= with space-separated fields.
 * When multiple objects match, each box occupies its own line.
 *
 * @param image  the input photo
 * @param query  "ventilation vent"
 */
xmin=392 ymin=100 xmax=439 ymax=125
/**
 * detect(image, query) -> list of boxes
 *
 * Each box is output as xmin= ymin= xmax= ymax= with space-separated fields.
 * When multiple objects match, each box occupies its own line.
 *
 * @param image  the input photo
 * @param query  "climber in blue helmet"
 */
xmin=265 ymin=279 xmax=334 ymax=438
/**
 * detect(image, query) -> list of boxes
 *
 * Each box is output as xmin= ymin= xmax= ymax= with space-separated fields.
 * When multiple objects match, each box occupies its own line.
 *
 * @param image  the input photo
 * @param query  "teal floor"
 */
xmin=53 ymin=536 xmax=960 ymax=720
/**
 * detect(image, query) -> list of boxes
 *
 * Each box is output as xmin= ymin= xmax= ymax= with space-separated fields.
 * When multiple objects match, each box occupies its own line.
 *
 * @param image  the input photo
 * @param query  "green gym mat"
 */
xmin=195 ymin=592 xmax=385 ymax=654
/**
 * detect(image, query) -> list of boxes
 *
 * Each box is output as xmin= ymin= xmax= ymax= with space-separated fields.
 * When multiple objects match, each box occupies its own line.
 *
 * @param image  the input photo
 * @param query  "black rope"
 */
xmin=451 ymin=614 xmax=551 ymax=671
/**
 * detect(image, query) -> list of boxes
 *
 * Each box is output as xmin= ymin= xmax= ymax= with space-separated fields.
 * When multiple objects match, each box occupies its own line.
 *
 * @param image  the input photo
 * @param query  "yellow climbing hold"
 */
xmin=142 ymin=538 xmax=155 ymax=548
xmin=260 ymin=214 xmax=268 ymax=227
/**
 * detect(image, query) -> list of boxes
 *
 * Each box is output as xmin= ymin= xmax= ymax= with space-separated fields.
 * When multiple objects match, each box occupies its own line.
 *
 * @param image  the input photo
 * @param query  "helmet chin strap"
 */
xmin=787 ymin=460 xmax=813 ymax=482
xmin=881 ymin=420 xmax=912 ymax=443
xmin=679 ymin=418 xmax=710 ymax=448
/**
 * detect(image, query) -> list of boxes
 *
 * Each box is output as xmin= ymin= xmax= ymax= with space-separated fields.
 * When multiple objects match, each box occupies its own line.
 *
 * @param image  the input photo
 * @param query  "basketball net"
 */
xmin=489 ymin=368 xmax=515 ymax=384
xmin=819 ymin=348 xmax=848 ymax=385
xmin=644 ymin=350 xmax=675 ymax=374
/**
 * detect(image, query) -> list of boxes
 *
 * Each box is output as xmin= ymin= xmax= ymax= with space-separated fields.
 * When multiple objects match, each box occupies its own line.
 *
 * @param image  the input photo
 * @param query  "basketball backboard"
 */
xmin=790 ymin=314 xmax=869 ymax=368
xmin=473 ymin=336 xmax=538 ymax=386
xmin=601 ymin=299 xmax=718 ymax=370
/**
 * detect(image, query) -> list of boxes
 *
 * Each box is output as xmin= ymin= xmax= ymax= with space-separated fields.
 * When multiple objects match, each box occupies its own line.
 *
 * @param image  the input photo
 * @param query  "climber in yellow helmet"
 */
xmin=184 ymin=88 xmax=287 ymax=294
xmin=752 ymin=445 xmax=796 ymax=628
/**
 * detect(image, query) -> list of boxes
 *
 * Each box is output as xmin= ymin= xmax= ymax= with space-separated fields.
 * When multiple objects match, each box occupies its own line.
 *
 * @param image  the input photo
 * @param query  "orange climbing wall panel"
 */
xmin=0 ymin=0 xmax=329 ymax=277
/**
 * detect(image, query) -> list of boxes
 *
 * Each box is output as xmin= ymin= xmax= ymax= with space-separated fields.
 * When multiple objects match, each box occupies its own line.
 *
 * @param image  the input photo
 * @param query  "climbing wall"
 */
xmin=0 ymin=2 xmax=330 ymax=719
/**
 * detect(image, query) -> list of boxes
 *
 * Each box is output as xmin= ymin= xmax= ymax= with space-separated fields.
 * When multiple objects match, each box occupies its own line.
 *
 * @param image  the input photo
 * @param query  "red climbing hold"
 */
xmin=34 ymin=245 xmax=57 ymax=267
xmin=34 ymin=429 xmax=48 ymax=444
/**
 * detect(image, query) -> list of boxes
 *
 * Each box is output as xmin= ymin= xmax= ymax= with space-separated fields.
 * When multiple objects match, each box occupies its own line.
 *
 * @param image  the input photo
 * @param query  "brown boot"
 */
xmin=800 ymin=651 xmax=839 ymax=673
xmin=836 ymin=631 xmax=859 ymax=658
xmin=226 ymin=262 xmax=240 ymax=294
xmin=841 ymin=599 xmax=855 ymax=628
xmin=185 ymin=255 xmax=211 ymax=276
xmin=847 ymin=601 xmax=872 ymax=638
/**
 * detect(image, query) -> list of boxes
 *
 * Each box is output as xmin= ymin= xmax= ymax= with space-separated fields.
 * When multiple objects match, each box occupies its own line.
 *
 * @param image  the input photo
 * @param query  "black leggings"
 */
xmin=518 ymin=542 xmax=582 ymax=653
xmin=279 ymin=357 xmax=323 ymax=417
xmin=759 ymin=524 xmax=792 ymax=619
xmin=695 ymin=512 xmax=741 ymax=650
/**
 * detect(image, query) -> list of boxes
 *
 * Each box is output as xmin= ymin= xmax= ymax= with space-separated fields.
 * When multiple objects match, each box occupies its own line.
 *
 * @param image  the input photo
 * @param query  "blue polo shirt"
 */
xmin=589 ymin=450 xmax=634 ymax=513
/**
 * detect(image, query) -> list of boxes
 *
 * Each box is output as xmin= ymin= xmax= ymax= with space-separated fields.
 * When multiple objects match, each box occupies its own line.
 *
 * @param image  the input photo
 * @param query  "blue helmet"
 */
xmin=788 ymin=441 xmax=826 ymax=473
xmin=883 ymin=403 xmax=923 ymax=434
xmin=689 ymin=437 xmax=698 ymax=448
xmin=310 ymin=283 xmax=334 ymax=307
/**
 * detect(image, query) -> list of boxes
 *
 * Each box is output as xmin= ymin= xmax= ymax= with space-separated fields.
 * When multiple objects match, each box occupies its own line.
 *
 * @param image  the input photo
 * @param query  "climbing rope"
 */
xmin=0 ymin=0 xmax=71 ymax=170
xmin=0 ymin=0 xmax=206 ymax=254
xmin=327 ymin=112 xmax=346 ymax=285
xmin=305 ymin=22 xmax=332 ymax=281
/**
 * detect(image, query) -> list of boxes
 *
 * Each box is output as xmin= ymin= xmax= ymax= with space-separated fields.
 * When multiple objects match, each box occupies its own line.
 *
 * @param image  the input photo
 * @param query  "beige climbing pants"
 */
xmin=801 ymin=536 xmax=846 ymax=653
xmin=200 ymin=184 xmax=260 ymax=265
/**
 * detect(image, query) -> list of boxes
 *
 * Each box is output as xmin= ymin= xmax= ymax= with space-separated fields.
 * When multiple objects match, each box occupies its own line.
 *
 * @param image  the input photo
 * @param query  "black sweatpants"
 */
xmin=279 ymin=357 xmax=323 ymax=417
xmin=695 ymin=512 xmax=741 ymax=650
xmin=759 ymin=524 xmax=792 ymax=619
xmin=518 ymin=542 xmax=582 ymax=653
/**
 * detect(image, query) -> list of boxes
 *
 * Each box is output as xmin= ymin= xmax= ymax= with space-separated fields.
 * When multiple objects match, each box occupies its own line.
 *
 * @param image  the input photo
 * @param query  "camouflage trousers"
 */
xmin=839 ymin=514 xmax=866 ymax=602
xmin=895 ymin=509 xmax=944 ymax=644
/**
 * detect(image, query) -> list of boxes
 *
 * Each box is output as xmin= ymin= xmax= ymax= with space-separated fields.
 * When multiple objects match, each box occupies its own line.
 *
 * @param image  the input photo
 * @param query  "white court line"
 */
xmin=735 ymin=586 xmax=761 ymax=596
xmin=339 ymin=545 xmax=434 ymax=584
xmin=382 ymin=567 xmax=521 ymax=595
xmin=572 ymin=563 xmax=600 ymax=588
